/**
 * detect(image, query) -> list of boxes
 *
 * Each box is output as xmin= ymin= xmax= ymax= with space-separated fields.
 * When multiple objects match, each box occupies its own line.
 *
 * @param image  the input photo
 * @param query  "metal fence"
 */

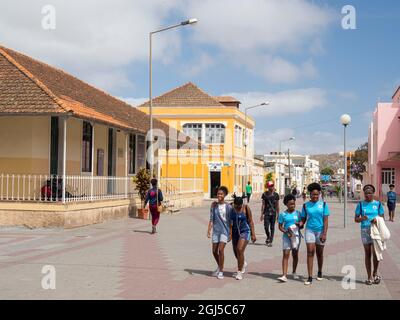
xmin=0 ymin=174 xmax=135 ymax=202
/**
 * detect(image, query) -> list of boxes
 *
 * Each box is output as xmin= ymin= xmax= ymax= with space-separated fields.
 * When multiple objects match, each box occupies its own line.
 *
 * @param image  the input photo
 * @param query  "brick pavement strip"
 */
xmin=0 ymin=199 xmax=399 ymax=299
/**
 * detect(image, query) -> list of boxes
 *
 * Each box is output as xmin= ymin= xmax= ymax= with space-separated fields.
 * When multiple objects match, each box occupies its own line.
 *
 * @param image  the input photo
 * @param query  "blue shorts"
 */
xmin=282 ymin=233 xmax=301 ymax=250
xmin=232 ymin=231 xmax=250 ymax=242
xmin=361 ymin=227 xmax=373 ymax=245
xmin=212 ymin=232 xmax=228 ymax=244
xmin=388 ymin=202 xmax=396 ymax=211
xmin=305 ymin=229 xmax=325 ymax=245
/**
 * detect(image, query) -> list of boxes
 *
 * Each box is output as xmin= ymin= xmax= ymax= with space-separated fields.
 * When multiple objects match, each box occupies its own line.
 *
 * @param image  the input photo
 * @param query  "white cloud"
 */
xmin=184 ymin=0 xmax=334 ymax=83
xmin=0 ymin=0 xmax=335 ymax=90
xmin=180 ymin=52 xmax=215 ymax=77
xmin=223 ymin=88 xmax=327 ymax=116
xmin=0 ymin=0 xmax=182 ymax=90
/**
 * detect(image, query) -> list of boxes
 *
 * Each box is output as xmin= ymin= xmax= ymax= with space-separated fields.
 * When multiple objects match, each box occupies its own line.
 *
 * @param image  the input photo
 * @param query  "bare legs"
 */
xmin=363 ymin=244 xmax=379 ymax=281
xmin=306 ymin=243 xmax=324 ymax=277
xmin=282 ymin=249 xmax=299 ymax=276
xmin=212 ymin=242 xmax=227 ymax=272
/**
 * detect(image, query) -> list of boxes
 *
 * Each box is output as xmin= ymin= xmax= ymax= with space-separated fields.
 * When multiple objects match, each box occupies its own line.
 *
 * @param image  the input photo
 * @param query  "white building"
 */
xmin=263 ymin=152 xmax=320 ymax=195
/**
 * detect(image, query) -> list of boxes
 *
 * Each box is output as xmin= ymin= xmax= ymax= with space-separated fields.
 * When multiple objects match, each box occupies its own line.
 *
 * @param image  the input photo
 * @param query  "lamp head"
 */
xmin=181 ymin=18 xmax=198 ymax=25
xmin=340 ymin=114 xmax=351 ymax=126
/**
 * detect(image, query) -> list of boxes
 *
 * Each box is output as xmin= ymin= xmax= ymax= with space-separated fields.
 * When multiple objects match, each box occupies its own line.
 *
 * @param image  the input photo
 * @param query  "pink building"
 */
xmin=368 ymin=86 xmax=400 ymax=200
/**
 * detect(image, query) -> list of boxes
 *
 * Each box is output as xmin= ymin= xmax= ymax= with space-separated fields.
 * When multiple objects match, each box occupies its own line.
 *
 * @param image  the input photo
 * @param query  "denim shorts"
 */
xmin=212 ymin=232 xmax=228 ymax=244
xmin=361 ymin=227 xmax=373 ymax=245
xmin=305 ymin=229 xmax=325 ymax=245
xmin=282 ymin=233 xmax=301 ymax=250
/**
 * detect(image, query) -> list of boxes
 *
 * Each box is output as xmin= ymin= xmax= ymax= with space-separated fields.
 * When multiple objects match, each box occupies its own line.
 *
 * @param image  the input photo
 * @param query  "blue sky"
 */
xmin=1 ymin=0 xmax=399 ymax=155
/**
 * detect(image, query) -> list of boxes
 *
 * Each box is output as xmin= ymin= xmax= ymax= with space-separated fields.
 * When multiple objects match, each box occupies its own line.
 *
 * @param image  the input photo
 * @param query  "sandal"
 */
xmin=365 ymin=279 xmax=373 ymax=285
xmin=373 ymin=275 xmax=381 ymax=284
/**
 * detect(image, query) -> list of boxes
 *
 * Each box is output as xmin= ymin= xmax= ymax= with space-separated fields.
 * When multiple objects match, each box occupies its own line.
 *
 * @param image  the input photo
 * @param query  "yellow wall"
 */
xmin=138 ymin=105 xmax=255 ymax=198
xmin=0 ymin=116 xmax=50 ymax=174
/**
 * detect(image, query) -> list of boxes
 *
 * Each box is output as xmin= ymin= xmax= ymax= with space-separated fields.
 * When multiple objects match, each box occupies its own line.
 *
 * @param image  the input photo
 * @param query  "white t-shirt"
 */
xmin=218 ymin=204 xmax=227 ymax=222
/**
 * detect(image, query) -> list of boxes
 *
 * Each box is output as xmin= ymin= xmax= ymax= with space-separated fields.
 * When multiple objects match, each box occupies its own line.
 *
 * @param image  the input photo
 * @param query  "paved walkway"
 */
xmin=0 ymin=199 xmax=399 ymax=299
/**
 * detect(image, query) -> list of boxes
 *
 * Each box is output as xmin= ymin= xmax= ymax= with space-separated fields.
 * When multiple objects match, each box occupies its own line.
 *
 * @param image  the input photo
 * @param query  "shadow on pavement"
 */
xmin=248 ymin=272 xmax=305 ymax=283
xmin=184 ymin=269 xmax=236 ymax=278
xmin=132 ymin=230 xmax=153 ymax=234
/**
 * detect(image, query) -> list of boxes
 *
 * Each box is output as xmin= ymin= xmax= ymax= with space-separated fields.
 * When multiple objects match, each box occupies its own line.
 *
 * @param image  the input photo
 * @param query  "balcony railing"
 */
xmin=0 ymin=174 xmax=135 ymax=203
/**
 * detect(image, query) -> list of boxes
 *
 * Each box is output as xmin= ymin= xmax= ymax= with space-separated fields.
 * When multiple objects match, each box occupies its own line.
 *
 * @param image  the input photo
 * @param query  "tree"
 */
xmin=351 ymin=142 xmax=368 ymax=181
xmin=265 ymin=172 xmax=273 ymax=184
xmin=132 ymin=168 xmax=151 ymax=209
xmin=320 ymin=167 xmax=334 ymax=176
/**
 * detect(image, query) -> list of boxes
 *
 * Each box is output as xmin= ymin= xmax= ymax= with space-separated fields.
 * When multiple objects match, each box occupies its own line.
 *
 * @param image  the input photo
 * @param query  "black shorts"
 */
xmin=388 ymin=202 xmax=396 ymax=211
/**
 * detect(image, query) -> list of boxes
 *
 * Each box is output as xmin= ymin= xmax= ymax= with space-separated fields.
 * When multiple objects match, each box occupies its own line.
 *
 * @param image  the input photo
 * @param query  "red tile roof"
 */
xmin=0 ymin=45 xmax=192 ymax=144
xmin=214 ymin=96 xmax=241 ymax=104
xmin=138 ymin=82 xmax=225 ymax=108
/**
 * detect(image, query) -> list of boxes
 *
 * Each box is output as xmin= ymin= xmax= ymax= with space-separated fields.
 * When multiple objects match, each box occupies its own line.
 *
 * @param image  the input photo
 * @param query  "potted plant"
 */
xmin=133 ymin=167 xmax=151 ymax=219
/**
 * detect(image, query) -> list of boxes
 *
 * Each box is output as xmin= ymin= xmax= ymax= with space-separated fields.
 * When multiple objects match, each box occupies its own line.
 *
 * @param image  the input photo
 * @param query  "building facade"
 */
xmin=138 ymin=83 xmax=256 ymax=199
xmin=263 ymin=152 xmax=320 ymax=195
xmin=0 ymin=46 xmax=202 ymax=228
xmin=367 ymin=86 xmax=400 ymax=200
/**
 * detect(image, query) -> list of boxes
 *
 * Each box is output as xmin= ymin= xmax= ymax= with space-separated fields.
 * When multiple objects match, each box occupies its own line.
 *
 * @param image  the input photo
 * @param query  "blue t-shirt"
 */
xmin=231 ymin=208 xmax=250 ymax=235
xmin=387 ymin=191 xmax=397 ymax=203
xmin=301 ymin=201 xmax=330 ymax=232
xmin=278 ymin=210 xmax=301 ymax=230
xmin=210 ymin=203 xmax=232 ymax=236
xmin=355 ymin=200 xmax=384 ymax=229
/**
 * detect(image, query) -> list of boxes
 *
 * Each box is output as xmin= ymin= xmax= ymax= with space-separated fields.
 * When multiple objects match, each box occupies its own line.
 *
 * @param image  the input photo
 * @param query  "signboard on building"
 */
xmin=209 ymin=162 xmax=222 ymax=172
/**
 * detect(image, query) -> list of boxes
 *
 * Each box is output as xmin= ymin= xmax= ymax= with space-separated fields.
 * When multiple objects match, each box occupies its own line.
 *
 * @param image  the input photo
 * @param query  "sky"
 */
xmin=0 ymin=0 xmax=399 ymax=156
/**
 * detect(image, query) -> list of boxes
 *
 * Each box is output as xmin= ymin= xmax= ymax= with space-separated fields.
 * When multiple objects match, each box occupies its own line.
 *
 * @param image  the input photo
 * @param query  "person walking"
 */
xmin=207 ymin=186 xmax=233 ymax=280
xmin=387 ymin=184 xmax=396 ymax=222
xmin=245 ymin=181 xmax=253 ymax=204
xmin=300 ymin=182 xmax=330 ymax=285
xmin=144 ymin=178 xmax=164 ymax=234
xmin=261 ymin=181 xmax=280 ymax=247
xmin=355 ymin=184 xmax=385 ymax=285
xmin=277 ymin=194 xmax=302 ymax=282
xmin=231 ymin=196 xmax=256 ymax=280
xmin=302 ymin=187 xmax=307 ymax=202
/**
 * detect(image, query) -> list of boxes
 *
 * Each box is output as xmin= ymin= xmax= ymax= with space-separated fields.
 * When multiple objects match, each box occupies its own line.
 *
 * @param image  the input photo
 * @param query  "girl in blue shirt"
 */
xmin=277 ymin=194 xmax=302 ymax=282
xmin=300 ymin=182 xmax=330 ymax=285
xmin=387 ymin=184 xmax=396 ymax=222
xmin=355 ymin=184 xmax=384 ymax=285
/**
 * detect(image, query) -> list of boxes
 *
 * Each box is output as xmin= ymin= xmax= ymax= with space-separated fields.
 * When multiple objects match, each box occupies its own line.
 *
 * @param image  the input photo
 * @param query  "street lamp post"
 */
xmin=243 ymin=102 xmax=270 ymax=193
xmin=278 ymin=137 xmax=295 ymax=195
xmin=149 ymin=18 xmax=198 ymax=179
xmin=340 ymin=114 xmax=351 ymax=228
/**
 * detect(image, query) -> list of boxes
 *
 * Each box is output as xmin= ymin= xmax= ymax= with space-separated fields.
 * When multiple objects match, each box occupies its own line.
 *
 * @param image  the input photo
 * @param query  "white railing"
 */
xmin=0 ymin=174 xmax=136 ymax=203
xmin=160 ymin=177 xmax=203 ymax=194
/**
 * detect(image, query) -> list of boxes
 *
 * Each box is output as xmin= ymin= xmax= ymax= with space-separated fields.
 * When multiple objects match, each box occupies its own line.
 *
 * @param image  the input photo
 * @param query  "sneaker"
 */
xmin=304 ymin=277 xmax=313 ymax=285
xmin=373 ymin=275 xmax=381 ymax=284
xmin=292 ymin=273 xmax=300 ymax=280
xmin=212 ymin=267 xmax=220 ymax=277
xmin=267 ymin=242 xmax=273 ymax=247
xmin=278 ymin=275 xmax=288 ymax=282
xmin=317 ymin=272 xmax=323 ymax=281
xmin=265 ymin=239 xmax=270 ymax=245
xmin=235 ymin=272 xmax=243 ymax=280
xmin=217 ymin=272 xmax=224 ymax=280
xmin=241 ymin=261 xmax=248 ymax=274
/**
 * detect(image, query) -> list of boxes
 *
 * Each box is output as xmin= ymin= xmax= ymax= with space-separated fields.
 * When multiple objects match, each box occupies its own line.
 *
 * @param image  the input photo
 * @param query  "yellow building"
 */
xmin=0 ymin=45 xmax=202 ymax=228
xmin=138 ymin=82 xmax=256 ymax=199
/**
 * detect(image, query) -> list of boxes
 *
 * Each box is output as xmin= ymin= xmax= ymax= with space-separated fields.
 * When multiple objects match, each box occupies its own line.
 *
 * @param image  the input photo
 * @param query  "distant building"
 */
xmin=262 ymin=152 xmax=320 ymax=195
xmin=367 ymin=86 xmax=400 ymax=200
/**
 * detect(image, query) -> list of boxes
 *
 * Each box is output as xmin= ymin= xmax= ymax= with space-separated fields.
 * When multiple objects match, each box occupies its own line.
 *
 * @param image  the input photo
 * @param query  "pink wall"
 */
xmin=368 ymin=96 xmax=400 ymax=199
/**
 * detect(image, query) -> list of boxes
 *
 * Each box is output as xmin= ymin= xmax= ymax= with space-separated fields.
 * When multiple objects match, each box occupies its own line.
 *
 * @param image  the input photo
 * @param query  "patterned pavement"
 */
xmin=0 ymin=199 xmax=399 ymax=299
